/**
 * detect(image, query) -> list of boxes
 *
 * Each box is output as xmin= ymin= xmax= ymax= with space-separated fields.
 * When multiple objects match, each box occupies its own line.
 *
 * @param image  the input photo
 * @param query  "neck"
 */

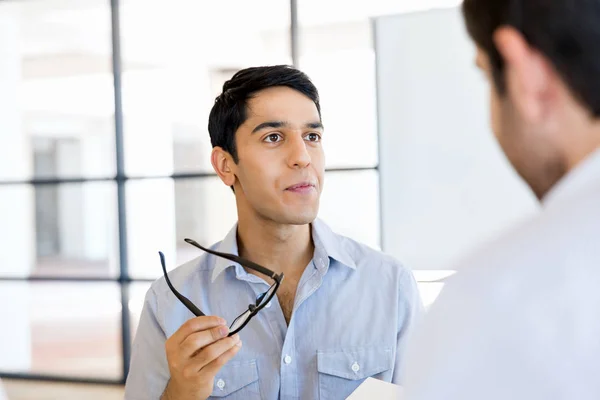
xmin=559 ymin=103 xmax=600 ymax=171
xmin=536 ymin=115 xmax=600 ymax=199
xmin=563 ymin=138 xmax=600 ymax=174
xmin=236 ymin=213 xmax=314 ymax=280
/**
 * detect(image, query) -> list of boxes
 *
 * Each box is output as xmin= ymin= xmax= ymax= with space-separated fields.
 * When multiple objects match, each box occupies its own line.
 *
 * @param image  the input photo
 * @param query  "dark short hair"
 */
xmin=462 ymin=0 xmax=600 ymax=116
xmin=208 ymin=65 xmax=321 ymax=162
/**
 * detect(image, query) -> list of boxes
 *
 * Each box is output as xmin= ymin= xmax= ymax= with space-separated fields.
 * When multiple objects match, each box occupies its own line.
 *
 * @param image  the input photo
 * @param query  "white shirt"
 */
xmin=403 ymin=148 xmax=600 ymax=400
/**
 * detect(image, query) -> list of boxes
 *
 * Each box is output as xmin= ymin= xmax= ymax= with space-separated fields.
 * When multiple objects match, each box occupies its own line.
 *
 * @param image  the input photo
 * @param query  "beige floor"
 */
xmin=3 ymin=379 xmax=124 ymax=400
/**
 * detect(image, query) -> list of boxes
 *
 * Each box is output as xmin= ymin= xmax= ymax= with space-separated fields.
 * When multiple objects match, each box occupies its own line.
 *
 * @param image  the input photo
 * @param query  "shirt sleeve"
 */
xmin=393 ymin=267 xmax=425 ymax=384
xmin=125 ymin=286 xmax=171 ymax=400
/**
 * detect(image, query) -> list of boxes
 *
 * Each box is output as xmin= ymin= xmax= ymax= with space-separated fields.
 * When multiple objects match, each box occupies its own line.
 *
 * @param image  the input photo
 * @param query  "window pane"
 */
xmin=0 ymin=282 xmax=122 ymax=379
xmin=319 ymin=170 xmax=380 ymax=249
xmin=0 ymin=182 xmax=119 ymax=278
xmin=417 ymin=281 xmax=445 ymax=309
xmin=0 ymin=0 xmax=116 ymax=181
xmin=119 ymin=0 xmax=291 ymax=177
xmin=413 ymin=271 xmax=454 ymax=309
xmin=298 ymin=6 xmax=377 ymax=169
xmin=126 ymin=177 xmax=237 ymax=279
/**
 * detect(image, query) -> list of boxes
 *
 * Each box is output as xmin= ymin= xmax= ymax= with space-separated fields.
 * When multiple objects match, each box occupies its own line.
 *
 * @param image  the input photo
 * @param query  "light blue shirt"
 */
xmin=125 ymin=218 xmax=423 ymax=400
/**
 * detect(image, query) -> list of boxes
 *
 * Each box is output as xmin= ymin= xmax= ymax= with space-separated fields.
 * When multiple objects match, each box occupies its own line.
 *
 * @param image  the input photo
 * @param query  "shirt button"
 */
xmin=284 ymin=355 xmax=292 ymax=364
xmin=216 ymin=379 xmax=225 ymax=390
xmin=351 ymin=362 xmax=360 ymax=373
xmin=265 ymin=301 xmax=272 ymax=308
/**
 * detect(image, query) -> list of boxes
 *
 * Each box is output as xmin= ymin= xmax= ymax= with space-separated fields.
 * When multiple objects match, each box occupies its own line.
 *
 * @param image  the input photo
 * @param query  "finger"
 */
xmin=169 ymin=316 xmax=226 ymax=346
xmin=179 ymin=325 xmax=230 ymax=359
xmin=199 ymin=339 xmax=243 ymax=378
xmin=187 ymin=334 xmax=241 ymax=372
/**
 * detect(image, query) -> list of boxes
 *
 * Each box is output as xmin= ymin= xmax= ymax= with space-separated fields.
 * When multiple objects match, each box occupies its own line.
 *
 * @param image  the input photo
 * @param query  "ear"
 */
xmin=211 ymin=147 xmax=237 ymax=187
xmin=493 ymin=26 xmax=555 ymax=123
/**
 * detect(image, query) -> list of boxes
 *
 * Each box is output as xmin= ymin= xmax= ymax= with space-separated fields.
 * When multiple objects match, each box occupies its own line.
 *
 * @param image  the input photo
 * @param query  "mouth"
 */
xmin=285 ymin=182 xmax=316 ymax=193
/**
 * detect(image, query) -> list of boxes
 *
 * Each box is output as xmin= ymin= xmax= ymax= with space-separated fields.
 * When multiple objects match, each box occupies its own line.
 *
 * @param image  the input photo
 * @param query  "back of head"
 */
xmin=208 ymin=65 xmax=321 ymax=162
xmin=462 ymin=0 xmax=600 ymax=116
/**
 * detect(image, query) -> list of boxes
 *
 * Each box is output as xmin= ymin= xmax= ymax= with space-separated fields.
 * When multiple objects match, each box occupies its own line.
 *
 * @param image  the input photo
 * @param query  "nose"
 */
xmin=287 ymin=135 xmax=311 ymax=169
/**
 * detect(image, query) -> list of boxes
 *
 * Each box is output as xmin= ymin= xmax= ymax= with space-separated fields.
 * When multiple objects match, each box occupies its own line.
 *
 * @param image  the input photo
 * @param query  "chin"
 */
xmin=274 ymin=207 xmax=319 ymax=226
xmin=284 ymin=213 xmax=318 ymax=226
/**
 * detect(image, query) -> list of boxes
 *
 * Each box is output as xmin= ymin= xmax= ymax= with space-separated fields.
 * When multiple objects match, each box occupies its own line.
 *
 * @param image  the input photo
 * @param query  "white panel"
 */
xmin=319 ymin=170 xmax=380 ymax=250
xmin=375 ymin=7 xmax=539 ymax=270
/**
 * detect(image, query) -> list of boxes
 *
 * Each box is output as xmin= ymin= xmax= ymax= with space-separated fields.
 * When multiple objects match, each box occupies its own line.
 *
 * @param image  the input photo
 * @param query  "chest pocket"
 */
xmin=317 ymin=346 xmax=394 ymax=400
xmin=208 ymin=359 xmax=261 ymax=399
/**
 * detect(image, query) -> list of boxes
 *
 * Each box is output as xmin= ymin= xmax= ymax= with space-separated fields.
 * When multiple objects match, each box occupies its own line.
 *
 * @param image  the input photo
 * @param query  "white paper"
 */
xmin=346 ymin=378 xmax=403 ymax=400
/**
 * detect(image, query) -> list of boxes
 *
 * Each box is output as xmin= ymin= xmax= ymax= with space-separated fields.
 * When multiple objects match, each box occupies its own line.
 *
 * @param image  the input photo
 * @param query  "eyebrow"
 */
xmin=305 ymin=122 xmax=324 ymax=130
xmin=251 ymin=120 xmax=324 ymax=134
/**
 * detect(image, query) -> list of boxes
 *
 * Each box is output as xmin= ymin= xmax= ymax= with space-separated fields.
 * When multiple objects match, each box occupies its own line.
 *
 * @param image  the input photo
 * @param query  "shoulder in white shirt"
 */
xmin=402 ymin=149 xmax=600 ymax=400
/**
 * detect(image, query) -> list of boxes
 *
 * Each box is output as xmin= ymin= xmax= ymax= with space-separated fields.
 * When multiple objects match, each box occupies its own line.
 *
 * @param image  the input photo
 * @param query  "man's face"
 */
xmin=228 ymin=86 xmax=325 ymax=225
xmin=475 ymin=45 xmax=566 ymax=199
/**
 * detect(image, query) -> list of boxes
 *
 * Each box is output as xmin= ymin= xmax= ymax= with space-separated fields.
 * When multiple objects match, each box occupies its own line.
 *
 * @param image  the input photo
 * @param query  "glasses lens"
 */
xmin=256 ymin=283 xmax=277 ymax=307
xmin=230 ymin=309 xmax=252 ymax=332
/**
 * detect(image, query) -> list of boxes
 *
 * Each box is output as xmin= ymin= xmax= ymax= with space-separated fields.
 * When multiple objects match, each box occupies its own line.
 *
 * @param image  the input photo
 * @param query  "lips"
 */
xmin=286 ymin=182 xmax=315 ymax=191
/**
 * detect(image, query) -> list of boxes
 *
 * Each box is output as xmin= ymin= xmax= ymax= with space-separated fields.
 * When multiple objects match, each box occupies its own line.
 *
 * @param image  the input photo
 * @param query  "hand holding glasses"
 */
xmin=159 ymin=238 xmax=284 ymax=336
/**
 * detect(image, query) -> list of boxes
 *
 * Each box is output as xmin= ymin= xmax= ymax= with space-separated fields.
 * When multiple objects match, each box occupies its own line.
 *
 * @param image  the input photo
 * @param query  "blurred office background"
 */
xmin=0 ymin=0 xmax=539 ymax=398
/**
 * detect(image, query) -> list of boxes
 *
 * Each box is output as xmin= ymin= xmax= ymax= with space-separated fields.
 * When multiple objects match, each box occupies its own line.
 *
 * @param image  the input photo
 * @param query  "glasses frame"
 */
xmin=159 ymin=237 xmax=284 ymax=336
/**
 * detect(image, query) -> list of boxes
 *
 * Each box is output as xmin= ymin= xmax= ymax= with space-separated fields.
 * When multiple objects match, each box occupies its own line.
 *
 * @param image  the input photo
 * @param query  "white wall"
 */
xmin=375 ymin=7 xmax=539 ymax=271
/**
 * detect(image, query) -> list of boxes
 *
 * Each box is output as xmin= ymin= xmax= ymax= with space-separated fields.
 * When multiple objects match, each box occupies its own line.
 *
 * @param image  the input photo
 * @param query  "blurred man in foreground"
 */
xmin=403 ymin=1 xmax=600 ymax=399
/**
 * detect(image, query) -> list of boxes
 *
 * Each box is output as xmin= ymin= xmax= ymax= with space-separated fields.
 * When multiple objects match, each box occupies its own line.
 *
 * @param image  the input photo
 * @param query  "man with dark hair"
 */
xmin=125 ymin=65 xmax=422 ymax=400
xmin=403 ymin=1 xmax=600 ymax=399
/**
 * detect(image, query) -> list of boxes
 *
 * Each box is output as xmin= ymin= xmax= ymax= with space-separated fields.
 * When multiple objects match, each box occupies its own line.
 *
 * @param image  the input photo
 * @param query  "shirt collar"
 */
xmin=311 ymin=218 xmax=356 ymax=271
xmin=210 ymin=218 xmax=356 ymax=282
xmin=210 ymin=223 xmax=242 ymax=283
xmin=542 ymin=147 xmax=600 ymax=208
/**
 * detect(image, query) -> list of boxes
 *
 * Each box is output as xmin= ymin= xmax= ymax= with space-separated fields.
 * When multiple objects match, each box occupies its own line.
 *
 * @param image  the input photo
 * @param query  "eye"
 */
xmin=305 ymin=133 xmax=321 ymax=142
xmin=264 ymin=133 xmax=282 ymax=143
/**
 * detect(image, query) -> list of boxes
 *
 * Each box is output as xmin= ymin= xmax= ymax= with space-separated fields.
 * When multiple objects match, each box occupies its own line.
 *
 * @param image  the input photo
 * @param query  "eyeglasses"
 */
xmin=159 ymin=238 xmax=284 ymax=336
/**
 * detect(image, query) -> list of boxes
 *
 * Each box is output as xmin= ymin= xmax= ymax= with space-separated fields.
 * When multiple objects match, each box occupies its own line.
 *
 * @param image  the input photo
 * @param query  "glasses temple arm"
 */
xmin=159 ymin=251 xmax=205 ymax=317
xmin=184 ymin=238 xmax=279 ymax=279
